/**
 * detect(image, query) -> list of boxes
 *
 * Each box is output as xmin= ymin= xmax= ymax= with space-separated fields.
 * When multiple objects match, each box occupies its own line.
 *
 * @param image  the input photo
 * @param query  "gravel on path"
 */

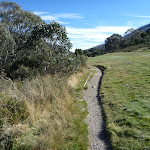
xmin=84 ymin=67 xmax=112 ymax=150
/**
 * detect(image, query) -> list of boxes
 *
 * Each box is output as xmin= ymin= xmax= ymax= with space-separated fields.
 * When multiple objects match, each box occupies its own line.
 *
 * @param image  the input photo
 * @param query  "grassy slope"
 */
xmin=0 ymin=69 xmax=90 ymax=150
xmin=88 ymin=49 xmax=150 ymax=150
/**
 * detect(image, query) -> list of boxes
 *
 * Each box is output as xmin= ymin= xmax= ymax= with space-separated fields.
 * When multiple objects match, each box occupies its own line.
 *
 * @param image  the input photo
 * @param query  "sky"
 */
xmin=5 ymin=0 xmax=150 ymax=51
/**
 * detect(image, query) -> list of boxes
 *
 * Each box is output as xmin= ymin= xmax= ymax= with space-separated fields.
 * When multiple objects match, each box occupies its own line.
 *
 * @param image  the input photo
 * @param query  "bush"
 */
xmin=0 ymin=93 xmax=29 ymax=150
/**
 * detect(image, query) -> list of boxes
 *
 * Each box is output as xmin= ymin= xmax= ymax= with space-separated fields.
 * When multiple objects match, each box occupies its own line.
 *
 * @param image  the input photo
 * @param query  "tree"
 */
xmin=0 ymin=1 xmax=44 ymax=60
xmin=130 ymin=31 xmax=142 ymax=45
xmin=105 ymin=34 xmax=123 ymax=52
xmin=83 ymin=50 xmax=92 ymax=57
xmin=0 ymin=1 xmax=83 ymax=78
xmin=25 ymin=21 xmax=72 ymax=71
xmin=27 ymin=22 xmax=72 ymax=52
xmin=74 ymin=49 xmax=83 ymax=56
xmin=146 ymin=28 xmax=150 ymax=35
xmin=0 ymin=23 xmax=15 ymax=67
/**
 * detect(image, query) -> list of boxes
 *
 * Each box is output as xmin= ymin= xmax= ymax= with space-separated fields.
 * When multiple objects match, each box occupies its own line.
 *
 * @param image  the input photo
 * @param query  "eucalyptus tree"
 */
xmin=105 ymin=34 xmax=123 ymax=52
xmin=74 ymin=49 xmax=83 ymax=56
xmin=27 ymin=21 xmax=72 ymax=52
xmin=0 ymin=1 xmax=81 ymax=76
xmin=0 ymin=23 xmax=15 ymax=67
xmin=0 ymin=1 xmax=44 ymax=60
xmin=26 ymin=21 xmax=72 ymax=71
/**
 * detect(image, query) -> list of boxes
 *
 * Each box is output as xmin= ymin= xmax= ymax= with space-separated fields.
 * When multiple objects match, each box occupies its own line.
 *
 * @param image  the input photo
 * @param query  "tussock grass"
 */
xmin=0 ymin=72 xmax=89 ymax=149
xmin=88 ymin=49 xmax=150 ymax=150
xmin=68 ymin=72 xmax=83 ymax=88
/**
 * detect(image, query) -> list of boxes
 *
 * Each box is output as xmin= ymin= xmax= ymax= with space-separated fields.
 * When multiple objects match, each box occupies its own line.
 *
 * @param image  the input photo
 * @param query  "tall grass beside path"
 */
xmin=0 ymin=70 xmax=90 ymax=149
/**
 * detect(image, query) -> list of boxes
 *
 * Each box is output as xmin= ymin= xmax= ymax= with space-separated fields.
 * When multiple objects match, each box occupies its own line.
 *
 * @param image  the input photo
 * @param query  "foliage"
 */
xmin=0 ymin=1 xmax=44 ymax=61
xmin=105 ymin=34 xmax=124 ymax=52
xmin=0 ymin=1 xmax=85 ymax=79
xmin=27 ymin=22 xmax=72 ymax=51
xmin=0 ymin=23 xmax=15 ymax=67
xmin=83 ymin=50 xmax=92 ymax=57
xmin=75 ymin=49 xmax=83 ymax=56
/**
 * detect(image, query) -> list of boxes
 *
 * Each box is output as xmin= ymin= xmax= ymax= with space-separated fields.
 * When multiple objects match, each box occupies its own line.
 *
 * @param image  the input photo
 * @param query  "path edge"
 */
xmin=95 ymin=65 xmax=113 ymax=150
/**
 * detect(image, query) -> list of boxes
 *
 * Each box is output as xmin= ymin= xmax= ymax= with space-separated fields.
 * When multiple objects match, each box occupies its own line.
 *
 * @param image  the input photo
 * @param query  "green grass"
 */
xmin=68 ymin=69 xmax=92 ymax=150
xmin=74 ymin=68 xmax=95 ymax=96
xmin=88 ymin=49 xmax=150 ymax=150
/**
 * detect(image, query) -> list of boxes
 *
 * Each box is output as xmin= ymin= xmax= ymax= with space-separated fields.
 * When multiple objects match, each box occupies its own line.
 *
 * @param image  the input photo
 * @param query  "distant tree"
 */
xmin=140 ymin=32 xmax=147 ymax=38
xmin=105 ymin=34 xmax=123 ymax=52
xmin=130 ymin=31 xmax=142 ymax=45
xmin=146 ymin=28 xmax=150 ymax=34
xmin=74 ymin=49 xmax=83 ymax=56
xmin=120 ymin=39 xmax=130 ymax=48
xmin=83 ymin=50 xmax=92 ymax=57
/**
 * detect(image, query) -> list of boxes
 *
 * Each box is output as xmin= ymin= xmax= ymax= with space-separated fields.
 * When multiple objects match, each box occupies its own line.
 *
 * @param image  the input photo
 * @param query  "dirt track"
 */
xmin=84 ymin=67 xmax=112 ymax=150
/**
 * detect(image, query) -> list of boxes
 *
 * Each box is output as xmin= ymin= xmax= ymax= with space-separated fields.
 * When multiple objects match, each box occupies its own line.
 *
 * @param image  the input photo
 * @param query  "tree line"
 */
xmin=76 ymin=27 xmax=150 ymax=57
xmin=0 ymin=1 xmax=86 ymax=79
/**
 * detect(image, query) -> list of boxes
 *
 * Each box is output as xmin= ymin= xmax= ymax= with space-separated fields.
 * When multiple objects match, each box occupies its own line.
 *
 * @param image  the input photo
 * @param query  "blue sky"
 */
xmin=7 ymin=0 xmax=150 ymax=51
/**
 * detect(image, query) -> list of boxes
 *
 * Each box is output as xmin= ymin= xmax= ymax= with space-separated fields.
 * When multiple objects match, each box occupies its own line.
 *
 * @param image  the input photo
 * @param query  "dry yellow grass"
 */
xmin=0 ymin=72 xmax=89 ymax=149
xmin=68 ymin=72 xmax=83 ymax=88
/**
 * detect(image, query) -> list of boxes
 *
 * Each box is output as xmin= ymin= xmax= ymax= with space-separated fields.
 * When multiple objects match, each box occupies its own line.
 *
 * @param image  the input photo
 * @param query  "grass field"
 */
xmin=88 ymin=49 xmax=150 ymax=150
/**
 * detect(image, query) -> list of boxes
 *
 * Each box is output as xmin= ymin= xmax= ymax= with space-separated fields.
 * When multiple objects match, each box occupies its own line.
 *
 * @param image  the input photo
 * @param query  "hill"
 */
xmin=92 ymin=43 xmax=105 ymax=50
xmin=85 ymin=23 xmax=150 ymax=57
xmin=124 ymin=23 xmax=150 ymax=39
xmin=137 ymin=23 xmax=150 ymax=31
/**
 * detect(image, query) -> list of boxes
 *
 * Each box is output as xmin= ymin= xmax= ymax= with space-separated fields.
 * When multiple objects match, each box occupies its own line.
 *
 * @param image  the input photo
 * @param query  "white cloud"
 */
xmin=33 ymin=11 xmax=49 ymax=15
xmin=126 ymin=19 xmax=150 ymax=28
xmin=67 ymin=26 xmax=130 ymax=35
xmin=70 ymin=40 xmax=101 ymax=52
xmin=70 ymin=39 xmax=100 ymax=51
xmin=40 ymin=15 xmax=58 ymax=20
xmin=55 ymin=13 xmax=83 ymax=19
xmin=68 ymin=33 xmax=109 ymax=42
xmin=134 ymin=15 xmax=150 ymax=18
xmin=33 ymin=14 xmax=69 ymax=24
xmin=66 ymin=26 xmax=131 ymax=52
xmin=126 ymin=14 xmax=150 ymax=28
xmin=33 ymin=11 xmax=83 ymax=20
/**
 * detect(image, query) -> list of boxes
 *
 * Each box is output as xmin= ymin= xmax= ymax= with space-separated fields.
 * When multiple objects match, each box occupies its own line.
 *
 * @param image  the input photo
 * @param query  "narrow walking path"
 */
xmin=84 ymin=67 xmax=112 ymax=150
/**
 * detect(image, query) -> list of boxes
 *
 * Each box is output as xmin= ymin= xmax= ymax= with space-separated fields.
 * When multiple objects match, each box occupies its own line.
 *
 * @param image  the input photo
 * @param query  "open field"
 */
xmin=88 ymin=49 xmax=150 ymax=150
